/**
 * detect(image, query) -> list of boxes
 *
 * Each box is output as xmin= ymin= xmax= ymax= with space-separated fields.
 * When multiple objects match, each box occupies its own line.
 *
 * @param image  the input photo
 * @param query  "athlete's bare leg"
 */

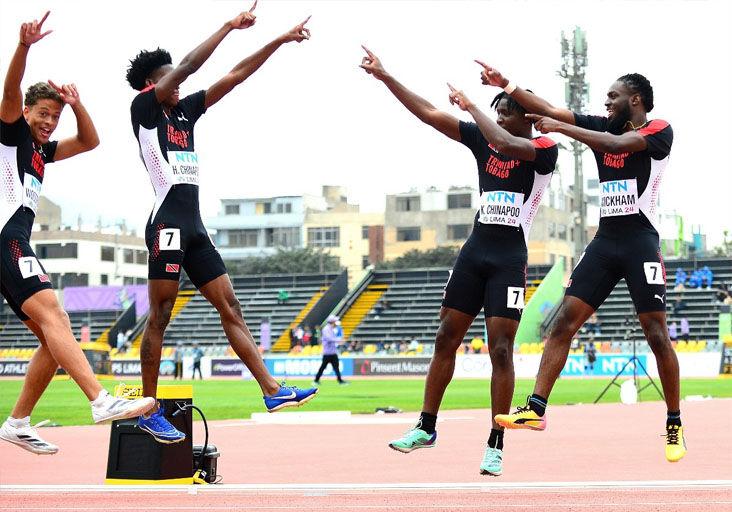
xmin=20 ymin=290 xmax=102 ymax=401
xmin=486 ymin=317 xmax=519 ymax=429
xmin=199 ymin=274 xmax=279 ymax=396
xmin=533 ymin=295 xmax=594 ymax=399
xmin=422 ymin=307 xmax=476 ymax=414
xmin=140 ymin=279 xmax=179 ymax=402
xmin=638 ymin=311 xmax=679 ymax=410
xmin=10 ymin=319 xmax=58 ymax=418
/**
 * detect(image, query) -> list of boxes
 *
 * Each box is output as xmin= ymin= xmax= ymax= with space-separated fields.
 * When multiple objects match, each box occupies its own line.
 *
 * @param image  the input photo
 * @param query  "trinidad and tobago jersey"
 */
xmin=574 ymin=114 xmax=673 ymax=236
xmin=459 ymin=121 xmax=558 ymax=243
xmin=130 ymin=86 xmax=207 ymax=223
xmin=0 ymin=116 xmax=57 ymax=234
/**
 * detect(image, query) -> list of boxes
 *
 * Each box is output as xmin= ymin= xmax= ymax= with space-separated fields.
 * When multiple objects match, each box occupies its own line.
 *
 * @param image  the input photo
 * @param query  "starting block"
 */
xmin=105 ymin=384 xmax=193 ymax=485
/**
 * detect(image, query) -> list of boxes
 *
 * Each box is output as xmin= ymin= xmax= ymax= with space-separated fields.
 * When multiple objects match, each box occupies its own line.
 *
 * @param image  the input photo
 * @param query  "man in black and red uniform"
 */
xmin=360 ymin=47 xmax=557 ymax=476
xmin=482 ymin=64 xmax=686 ymax=462
xmin=0 ymin=11 xmax=154 ymax=455
xmin=126 ymin=2 xmax=317 ymax=443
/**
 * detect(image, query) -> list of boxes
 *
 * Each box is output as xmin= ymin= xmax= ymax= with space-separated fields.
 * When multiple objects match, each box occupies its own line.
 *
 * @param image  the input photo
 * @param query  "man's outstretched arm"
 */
xmin=528 ymin=114 xmax=647 ymax=154
xmin=1 ymin=11 xmax=52 ymax=123
xmin=205 ymin=16 xmax=311 ymax=109
xmin=475 ymin=60 xmax=576 ymax=125
xmin=155 ymin=1 xmax=258 ymax=104
xmin=360 ymin=46 xmax=460 ymax=141
xmin=447 ymin=83 xmax=536 ymax=161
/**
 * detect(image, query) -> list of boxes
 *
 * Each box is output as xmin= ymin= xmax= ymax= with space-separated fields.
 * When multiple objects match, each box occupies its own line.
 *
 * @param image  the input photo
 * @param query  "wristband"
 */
xmin=503 ymin=82 xmax=517 ymax=94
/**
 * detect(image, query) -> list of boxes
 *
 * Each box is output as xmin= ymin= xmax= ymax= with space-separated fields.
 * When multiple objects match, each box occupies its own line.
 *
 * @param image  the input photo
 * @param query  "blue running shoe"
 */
xmin=137 ymin=407 xmax=186 ymax=444
xmin=264 ymin=383 xmax=319 ymax=412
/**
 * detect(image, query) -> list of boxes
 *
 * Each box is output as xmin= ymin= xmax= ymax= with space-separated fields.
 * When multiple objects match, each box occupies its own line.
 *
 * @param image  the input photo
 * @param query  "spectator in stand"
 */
xmin=302 ymin=326 xmax=312 ymax=345
xmin=259 ymin=318 xmax=271 ymax=352
xmin=470 ymin=335 xmax=484 ymax=354
xmin=116 ymin=330 xmax=126 ymax=351
xmin=701 ymin=266 xmax=713 ymax=289
xmin=716 ymin=282 xmax=732 ymax=304
xmin=668 ymin=322 xmax=678 ymax=342
xmin=277 ymin=289 xmax=290 ymax=305
xmin=80 ymin=324 xmax=91 ymax=343
xmin=674 ymin=268 xmax=687 ymax=290
xmin=687 ymin=271 xmax=702 ymax=289
xmin=294 ymin=324 xmax=304 ymax=347
xmin=409 ymin=337 xmax=420 ymax=352
xmin=373 ymin=301 xmax=384 ymax=319
xmin=582 ymin=312 xmax=601 ymax=336
xmin=334 ymin=319 xmax=344 ymax=339
xmin=310 ymin=325 xmax=319 ymax=347
xmin=680 ymin=318 xmax=690 ymax=342
xmin=399 ymin=340 xmax=409 ymax=354
xmin=313 ymin=316 xmax=347 ymax=385
xmin=173 ymin=342 xmax=184 ymax=380
xmin=584 ymin=340 xmax=597 ymax=374
xmin=462 ymin=342 xmax=471 ymax=354
xmin=191 ymin=343 xmax=204 ymax=380
xmin=672 ymin=295 xmax=687 ymax=316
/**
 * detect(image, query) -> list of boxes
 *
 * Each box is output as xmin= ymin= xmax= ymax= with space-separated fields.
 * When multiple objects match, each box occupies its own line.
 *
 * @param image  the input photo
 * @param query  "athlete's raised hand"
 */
xmin=475 ymin=60 xmax=509 ymax=88
xmin=281 ymin=16 xmax=311 ymax=43
xmin=360 ymin=46 xmax=387 ymax=80
xmin=229 ymin=0 xmax=257 ymax=30
xmin=48 ymin=80 xmax=80 ymax=107
xmin=447 ymin=83 xmax=474 ymax=111
xmin=525 ymin=114 xmax=562 ymax=133
xmin=19 ymin=11 xmax=52 ymax=47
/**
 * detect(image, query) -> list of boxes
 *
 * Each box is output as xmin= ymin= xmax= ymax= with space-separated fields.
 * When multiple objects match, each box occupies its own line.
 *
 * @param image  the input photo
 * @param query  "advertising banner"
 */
xmin=352 ymin=357 xmax=432 ymax=376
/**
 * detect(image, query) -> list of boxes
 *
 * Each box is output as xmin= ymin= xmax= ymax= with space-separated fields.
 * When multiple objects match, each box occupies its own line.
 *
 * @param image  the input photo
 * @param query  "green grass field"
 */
xmin=1 ymin=377 xmax=730 ymax=426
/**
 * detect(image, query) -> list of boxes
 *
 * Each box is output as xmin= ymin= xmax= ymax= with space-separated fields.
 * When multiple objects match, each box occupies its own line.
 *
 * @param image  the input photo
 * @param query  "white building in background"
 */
xmin=29 ymin=230 xmax=148 ymax=288
xmin=22 ymin=198 xmax=148 ymax=289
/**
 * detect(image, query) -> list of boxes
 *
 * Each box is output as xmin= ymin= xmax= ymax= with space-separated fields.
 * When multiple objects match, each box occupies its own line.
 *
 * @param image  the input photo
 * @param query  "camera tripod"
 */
xmin=593 ymin=327 xmax=664 ymax=403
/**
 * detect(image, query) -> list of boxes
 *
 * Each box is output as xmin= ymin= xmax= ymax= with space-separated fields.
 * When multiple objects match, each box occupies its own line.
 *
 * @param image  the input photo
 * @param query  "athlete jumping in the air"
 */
xmin=360 ymin=47 xmax=557 ymax=476
xmin=0 ymin=12 xmax=154 ymax=455
xmin=126 ymin=2 xmax=317 ymax=444
xmin=478 ymin=63 xmax=686 ymax=462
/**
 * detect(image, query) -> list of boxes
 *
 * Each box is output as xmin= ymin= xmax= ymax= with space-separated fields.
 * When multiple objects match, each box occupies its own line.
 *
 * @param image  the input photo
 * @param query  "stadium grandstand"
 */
xmin=0 ymin=258 xmax=729 ymax=362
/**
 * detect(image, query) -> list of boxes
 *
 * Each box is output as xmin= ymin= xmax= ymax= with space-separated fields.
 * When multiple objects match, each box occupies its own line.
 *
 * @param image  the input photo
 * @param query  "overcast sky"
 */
xmin=2 ymin=0 xmax=730 ymax=245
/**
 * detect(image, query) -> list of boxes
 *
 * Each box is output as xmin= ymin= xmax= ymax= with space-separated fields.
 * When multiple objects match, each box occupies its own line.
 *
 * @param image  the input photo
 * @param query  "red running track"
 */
xmin=1 ymin=399 xmax=731 ymax=511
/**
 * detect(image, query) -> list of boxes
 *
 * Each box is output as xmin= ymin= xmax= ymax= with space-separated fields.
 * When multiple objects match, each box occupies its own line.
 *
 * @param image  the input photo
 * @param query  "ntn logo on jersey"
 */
xmin=165 ymin=264 xmax=180 ymax=273
xmin=172 ymin=152 xmax=198 ymax=164
xmin=601 ymin=179 xmax=635 ymax=193
xmin=483 ymin=191 xmax=518 ymax=204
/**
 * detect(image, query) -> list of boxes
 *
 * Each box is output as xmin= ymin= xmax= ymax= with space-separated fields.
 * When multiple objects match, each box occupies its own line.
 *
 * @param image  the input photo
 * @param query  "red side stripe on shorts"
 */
xmin=531 ymin=136 xmax=557 ymax=149
xmin=638 ymin=119 xmax=669 ymax=136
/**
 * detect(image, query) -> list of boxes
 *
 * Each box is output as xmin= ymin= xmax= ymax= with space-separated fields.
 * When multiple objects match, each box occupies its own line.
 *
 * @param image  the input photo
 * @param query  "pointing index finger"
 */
xmin=248 ymin=0 xmax=257 ymax=13
xmin=39 ymin=11 xmax=50 ymax=27
xmin=361 ymin=45 xmax=375 ymax=59
xmin=300 ymin=15 xmax=311 ymax=26
xmin=446 ymin=82 xmax=457 ymax=92
xmin=525 ymin=113 xmax=542 ymax=121
xmin=47 ymin=79 xmax=62 ymax=92
xmin=474 ymin=59 xmax=489 ymax=69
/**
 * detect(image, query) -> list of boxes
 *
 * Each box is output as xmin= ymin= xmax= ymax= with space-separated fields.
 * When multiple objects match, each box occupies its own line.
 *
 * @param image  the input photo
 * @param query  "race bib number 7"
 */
xmin=507 ymin=286 xmax=525 ymax=309
xmin=643 ymin=262 xmax=665 ymax=284
xmin=159 ymin=228 xmax=181 ymax=251
xmin=18 ymin=256 xmax=43 ymax=279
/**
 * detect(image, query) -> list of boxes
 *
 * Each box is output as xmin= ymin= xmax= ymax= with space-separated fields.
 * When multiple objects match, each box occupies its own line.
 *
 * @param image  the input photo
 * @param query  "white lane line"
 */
xmin=3 ymin=502 xmax=732 ymax=511
xmin=1 ymin=480 xmax=731 ymax=492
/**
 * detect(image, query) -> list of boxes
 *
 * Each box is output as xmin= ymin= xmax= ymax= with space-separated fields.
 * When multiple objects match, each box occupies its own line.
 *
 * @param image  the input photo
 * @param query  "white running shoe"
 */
xmin=91 ymin=390 xmax=155 ymax=423
xmin=0 ymin=418 xmax=59 ymax=455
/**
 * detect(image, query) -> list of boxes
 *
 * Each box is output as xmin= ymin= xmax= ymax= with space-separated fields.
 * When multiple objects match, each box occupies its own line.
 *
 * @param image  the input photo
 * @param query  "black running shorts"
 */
xmin=442 ymin=228 xmax=527 ymax=321
xmin=566 ymin=232 xmax=667 ymax=313
xmin=145 ymin=204 xmax=227 ymax=289
xmin=1 ymin=215 xmax=52 ymax=321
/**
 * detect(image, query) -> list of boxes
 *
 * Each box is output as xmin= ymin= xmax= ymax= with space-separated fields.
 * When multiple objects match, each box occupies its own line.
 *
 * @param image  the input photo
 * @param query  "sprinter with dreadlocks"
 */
xmin=126 ymin=1 xmax=317 ymax=444
xmin=360 ymin=47 xmax=557 ymax=476
xmin=479 ymin=63 xmax=685 ymax=463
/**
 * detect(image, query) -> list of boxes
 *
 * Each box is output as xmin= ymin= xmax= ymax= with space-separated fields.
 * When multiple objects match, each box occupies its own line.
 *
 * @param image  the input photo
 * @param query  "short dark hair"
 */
xmin=490 ymin=90 xmax=533 ymax=115
xmin=125 ymin=48 xmax=173 ymax=91
xmin=617 ymin=73 xmax=654 ymax=112
xmin=24 ymin=82 xmax=63 ymax=107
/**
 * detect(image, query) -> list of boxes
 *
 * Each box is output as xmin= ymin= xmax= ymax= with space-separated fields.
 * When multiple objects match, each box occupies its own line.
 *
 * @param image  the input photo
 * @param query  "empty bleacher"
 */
xmin=161 ymin=272 xmax=340 ymax=346
xmin=348 ymin=266 xmax=551 ymax=345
